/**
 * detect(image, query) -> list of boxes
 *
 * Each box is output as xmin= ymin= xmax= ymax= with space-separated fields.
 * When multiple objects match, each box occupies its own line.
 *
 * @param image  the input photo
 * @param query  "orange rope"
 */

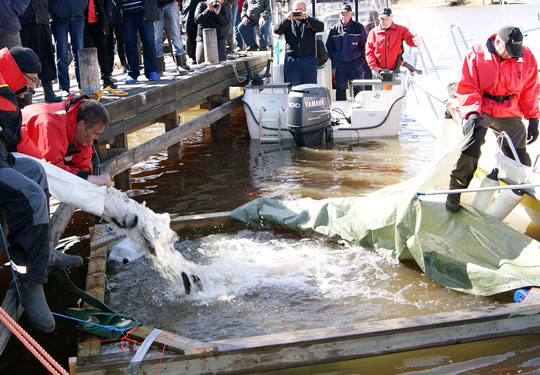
xmin=0 ymin=307 xmax=69 ymax=375
xmin=155 ymin=332 xmax=173 ymax=374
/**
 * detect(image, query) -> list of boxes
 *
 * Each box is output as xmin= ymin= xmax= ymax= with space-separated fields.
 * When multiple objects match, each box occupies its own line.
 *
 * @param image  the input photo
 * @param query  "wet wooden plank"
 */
xmin=170 ymin=211 xmax=231 ymax=230
xmin=129 ymin=325 xmax=218 ymax=355
xmin=76 ymin=302 xmax=540 ymax=374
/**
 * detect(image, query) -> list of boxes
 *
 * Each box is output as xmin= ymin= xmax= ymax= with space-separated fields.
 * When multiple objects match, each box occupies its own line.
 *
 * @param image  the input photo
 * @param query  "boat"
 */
xmin=242 ymin=0 xmax=417 ymax=144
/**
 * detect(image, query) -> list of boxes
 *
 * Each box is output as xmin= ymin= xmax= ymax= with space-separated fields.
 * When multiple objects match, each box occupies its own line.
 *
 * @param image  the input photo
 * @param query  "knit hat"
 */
xmin=498 ymin=26 xmax=523 ymax=58
xmin=9 ymin=46 xmax=42 ymax=74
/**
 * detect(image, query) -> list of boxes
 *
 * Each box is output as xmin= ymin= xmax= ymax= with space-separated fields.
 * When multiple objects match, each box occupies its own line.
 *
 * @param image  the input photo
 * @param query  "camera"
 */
xmin=212 ymin=1 xmax=220 ymax=7
xmin=292 ymin=11 xmax=302 ymax=17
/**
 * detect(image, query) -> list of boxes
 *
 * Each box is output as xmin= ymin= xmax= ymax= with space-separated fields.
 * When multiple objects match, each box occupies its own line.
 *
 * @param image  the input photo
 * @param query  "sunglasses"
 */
xmin=23 ymin=73 xmax=40 ymax=86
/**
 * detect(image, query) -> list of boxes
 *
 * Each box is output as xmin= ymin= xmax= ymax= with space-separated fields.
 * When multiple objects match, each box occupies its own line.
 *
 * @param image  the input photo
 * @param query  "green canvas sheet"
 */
xmin=231 ymin=136 xmax=540 ymax=296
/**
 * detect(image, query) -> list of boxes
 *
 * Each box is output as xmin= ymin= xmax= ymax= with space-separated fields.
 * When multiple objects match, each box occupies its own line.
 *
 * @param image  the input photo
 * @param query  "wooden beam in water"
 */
xmin=170 ymin=211 xmax=232 ymax=230
xmin=129 ymin=325 xmax=218 ymax=355
xmin=75 ymin=301 xmax=540 ymax=374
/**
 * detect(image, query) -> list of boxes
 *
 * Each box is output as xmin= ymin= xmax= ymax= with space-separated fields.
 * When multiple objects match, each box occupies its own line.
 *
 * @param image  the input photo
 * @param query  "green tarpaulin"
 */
xmin=231 ymin=136 xmax=540 ymax=296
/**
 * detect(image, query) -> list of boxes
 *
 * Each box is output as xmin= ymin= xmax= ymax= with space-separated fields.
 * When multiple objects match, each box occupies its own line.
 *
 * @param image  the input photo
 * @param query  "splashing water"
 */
xmin=103 ymin=187 xmax=203 ymax=294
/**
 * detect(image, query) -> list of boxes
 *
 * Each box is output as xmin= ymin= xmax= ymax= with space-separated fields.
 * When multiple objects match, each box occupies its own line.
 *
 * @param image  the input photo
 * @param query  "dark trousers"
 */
xmin=109 ymin=23 xmax=127 ymax=69
xmin=0 ymin=157 xmax=50 ymax=284
xmin=284 ymin=54 xmax=317 ymax=86
xmin=195 ymin=37 xmax=226 ymax=64
xmin=84 ymin=22 xmax=112 ymax=81
xmin=20 ymin=22 xmax=58 ymax=82
xmin=122 ymin=9 xmax=158 ymax=79
xmin=186 ymin=30 xmax=197 ymax=60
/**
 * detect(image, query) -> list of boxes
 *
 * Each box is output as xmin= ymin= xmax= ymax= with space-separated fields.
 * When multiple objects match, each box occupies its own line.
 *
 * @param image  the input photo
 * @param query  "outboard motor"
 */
xmin=287 ymin=84 xmax=332 ymax=147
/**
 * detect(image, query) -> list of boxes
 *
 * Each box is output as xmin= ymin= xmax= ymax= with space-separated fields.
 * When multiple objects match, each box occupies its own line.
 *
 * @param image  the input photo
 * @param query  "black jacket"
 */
xmin=19 ymin=0 xmax=49 ymax=25
xmin=274 ymin=17 xmax=324 ymax=58
xmin=194 ymin=2 xmax=229 ymax=40
xmin=182 ymin=0 xmax=204 ymax=33
xmin=48 ymin=0 xmax=88 ymax=22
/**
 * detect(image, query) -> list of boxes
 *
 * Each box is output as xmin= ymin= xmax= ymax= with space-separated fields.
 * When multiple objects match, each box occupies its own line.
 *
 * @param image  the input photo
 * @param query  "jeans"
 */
xmin=259 ymin=16 xmax=272 ymax=49
xmin=238 ymin=18 xmax=257 ymax=47
xmin=51 ymin=19 xmax=85 ymax=90
xmin=284 ymin=54 xmax=317 ymax=86
xmin=154 ymin=3 xmax=185 ymax=56
xmin=234 ymin=7 xmax=243 ymax=49
xmin=123 ymin=9 xmax=158 ymax=79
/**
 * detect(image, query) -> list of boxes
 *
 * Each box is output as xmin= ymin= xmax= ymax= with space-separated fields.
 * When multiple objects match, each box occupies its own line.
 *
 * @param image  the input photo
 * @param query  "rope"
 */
xmin=222 ymin=61 xmax=247 ymax=83
xmin=81 ymin=86 xmax=128 ymax=101
xmin=0 ymin=307 xmax=69 ymax=375
xmin=52 ymin=312 xmax=130 ymax=335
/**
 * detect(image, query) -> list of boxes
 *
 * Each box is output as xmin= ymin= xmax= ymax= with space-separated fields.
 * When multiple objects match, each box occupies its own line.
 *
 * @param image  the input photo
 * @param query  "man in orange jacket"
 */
xmin=446 ymin=26 xmax=540 ymax=212
xmin=365 ymin=8 xmax=419 ymax=77
xmin=20 ymin=96 xmax=113 ymax=187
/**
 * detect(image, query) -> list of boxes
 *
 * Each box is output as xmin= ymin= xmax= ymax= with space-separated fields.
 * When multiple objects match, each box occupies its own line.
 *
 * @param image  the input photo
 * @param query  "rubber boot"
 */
xmin=42 ymin=80 xmax=62 ymax=103
xmin=48 ymin=247 xmax=83 ymax=271
xmin=176 ymin=54 xmax=191 ymax=75
xmin=20 ymin=283 xmax=55 ymax=333
xmin=336 ymin=89 xmax=347 ymax=101
xmin=157 ymin=55 xmax=165 ymax=76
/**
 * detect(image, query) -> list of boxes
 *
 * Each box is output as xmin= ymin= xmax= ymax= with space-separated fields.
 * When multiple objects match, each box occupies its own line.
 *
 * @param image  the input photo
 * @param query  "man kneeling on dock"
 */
xmin=19 ymin=95 xmax=113 ymax=187
xmin=0 ymin=46 xmax=83 ymax=334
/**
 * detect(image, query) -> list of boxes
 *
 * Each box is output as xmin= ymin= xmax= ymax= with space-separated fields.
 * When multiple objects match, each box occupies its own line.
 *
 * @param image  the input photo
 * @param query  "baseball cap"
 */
xmin=498 ymin=26 xmax=523 ymax=58
xmin=379 ymin=8 xmax=392 ymax=18
xmin=340 ymin=4 xmax=352 ymax=13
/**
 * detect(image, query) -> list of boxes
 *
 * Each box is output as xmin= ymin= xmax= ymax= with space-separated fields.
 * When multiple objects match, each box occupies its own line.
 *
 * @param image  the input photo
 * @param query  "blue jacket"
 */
xmin=0 ymin=0 xmax=30 ymax=33
xmin=48 ymin=0 xmax=88 ymax=22
xmin=326 ymin=20 xmax=367 ymax=64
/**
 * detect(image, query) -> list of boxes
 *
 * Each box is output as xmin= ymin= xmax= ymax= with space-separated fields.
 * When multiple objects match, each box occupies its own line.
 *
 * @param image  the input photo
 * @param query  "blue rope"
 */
xmin=0 ymin=224 xmax=23 ymax=304
xmin=92 ymin=142 xmax=101 ymax=176
xmin=52 ymin=312 xmax=129 ymax=334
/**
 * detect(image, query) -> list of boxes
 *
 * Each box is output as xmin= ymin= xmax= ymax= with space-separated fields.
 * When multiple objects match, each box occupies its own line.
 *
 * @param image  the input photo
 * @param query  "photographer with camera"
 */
xmin=273 ymin=0 xmax=324 ymax=86
xmin=238 ymin=0 xmax=271 ymax=52
xmin=365 ymin=8 xmax=419 ymax=78
xmin=194 ymin=0 xmax=230 ymax=63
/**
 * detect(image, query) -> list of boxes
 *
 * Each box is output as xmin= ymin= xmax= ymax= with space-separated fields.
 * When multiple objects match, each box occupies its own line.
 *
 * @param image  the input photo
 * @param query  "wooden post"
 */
xmin=110 ymin=134 xmax=131 ymax=190
xmin=209 ymin=88 xmax=230 ymax=140
xmin=159 ymin=111 xmax=183 ymax=160
xmin=202 ymin=28 xmax=219 ymax=64
xmin=78 ymin=48 xmax=100 ymax=93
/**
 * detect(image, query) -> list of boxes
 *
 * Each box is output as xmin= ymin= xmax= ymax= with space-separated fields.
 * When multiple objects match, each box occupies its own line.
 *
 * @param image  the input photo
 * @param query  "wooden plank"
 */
xmin=170 ymin=211 xmax=231 ymax=230
xmin=99 ymin=55 xmax=268 ymax=141
xmin=0 ymin=285 xmax=24 ymax=356
xmin=101 ymin=98 xmax=243 ymax=177
xmin=76 ymin=302 xmax=540 ymax=375
xmin=129 ymin=325 xmax=218 ymax=355
xmin=49 ymin=203 xmax=75 ymax=247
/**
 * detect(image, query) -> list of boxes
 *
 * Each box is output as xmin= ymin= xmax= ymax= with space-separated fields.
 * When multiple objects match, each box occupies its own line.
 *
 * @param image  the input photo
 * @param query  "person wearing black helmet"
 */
xmin=446 ymin=26 xmax=540 ymax=212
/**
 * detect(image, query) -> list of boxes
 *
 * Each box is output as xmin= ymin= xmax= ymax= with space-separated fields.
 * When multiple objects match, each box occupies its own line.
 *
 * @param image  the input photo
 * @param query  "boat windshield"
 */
xmin=314 ymin=0 xmax=378 ymax=28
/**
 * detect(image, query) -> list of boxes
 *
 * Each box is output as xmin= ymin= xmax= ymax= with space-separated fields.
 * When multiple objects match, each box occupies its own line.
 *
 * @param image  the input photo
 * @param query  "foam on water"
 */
xmin=103 ymin=187 xmax=203 ymax=292
xmin=106 ymin=228 xmax=492 ymax=341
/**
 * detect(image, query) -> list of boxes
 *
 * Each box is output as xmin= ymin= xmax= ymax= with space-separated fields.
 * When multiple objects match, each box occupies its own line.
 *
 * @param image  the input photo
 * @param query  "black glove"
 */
xmin=462 ymin=112 xmax=479 ymax=135
xmin=527 ymin=118 xmax=539 ymax=145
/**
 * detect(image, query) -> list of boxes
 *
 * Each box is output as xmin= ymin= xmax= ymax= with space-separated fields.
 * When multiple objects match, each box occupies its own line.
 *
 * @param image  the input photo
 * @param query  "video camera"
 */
xmin=212 ymin=1 xmax=220 ymax=8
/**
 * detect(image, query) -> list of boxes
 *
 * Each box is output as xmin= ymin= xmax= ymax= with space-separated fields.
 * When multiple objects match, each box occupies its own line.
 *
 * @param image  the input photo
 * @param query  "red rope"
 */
xmin=0 ymin=307 xmax=69 ymax=375
xmin=155 ymin=332 xmax=173 ymax=374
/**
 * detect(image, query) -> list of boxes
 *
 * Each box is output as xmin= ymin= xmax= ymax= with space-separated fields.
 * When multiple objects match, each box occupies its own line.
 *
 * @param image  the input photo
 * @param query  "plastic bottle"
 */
xmin=484 ymin=188 xmax=524 ymax=221
xmin=472 ymin=168 xmax=499 ymax=212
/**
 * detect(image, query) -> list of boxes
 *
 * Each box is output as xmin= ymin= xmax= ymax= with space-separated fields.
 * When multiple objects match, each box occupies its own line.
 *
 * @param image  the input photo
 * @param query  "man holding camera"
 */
xmin=194 ymin=0 xmax=230 ymax=63
xmin=238 ymin=0 xmax=271 ymax=52
xmin=274 ymin=0 xmax=324 ymax=86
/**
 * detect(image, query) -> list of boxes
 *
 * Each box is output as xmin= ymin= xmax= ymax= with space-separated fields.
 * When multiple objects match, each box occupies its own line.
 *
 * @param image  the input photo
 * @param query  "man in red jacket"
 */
xmin=446 ymin=26 xmax=540 ymax=212
xmin=21 ymin=96 xmax=113 ymax=187
xmin=365 ymin=8 xmax=419 ymax=77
